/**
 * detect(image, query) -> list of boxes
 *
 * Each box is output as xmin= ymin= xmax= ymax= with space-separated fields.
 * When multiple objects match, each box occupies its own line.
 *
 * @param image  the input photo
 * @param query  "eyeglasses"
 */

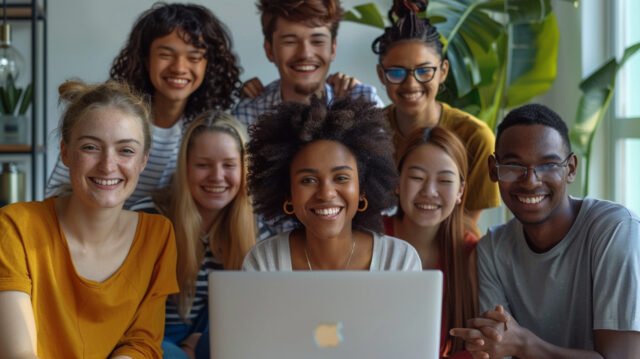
xmin=381 ymin=65 xmax=438 ymax=84
xmin=493 ymin=153 xmax=573 ymax=182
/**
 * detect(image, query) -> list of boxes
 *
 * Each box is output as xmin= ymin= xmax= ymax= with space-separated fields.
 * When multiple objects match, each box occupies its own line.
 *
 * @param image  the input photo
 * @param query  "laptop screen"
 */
xmin=208 ymin=271 xmax=443 ymax=359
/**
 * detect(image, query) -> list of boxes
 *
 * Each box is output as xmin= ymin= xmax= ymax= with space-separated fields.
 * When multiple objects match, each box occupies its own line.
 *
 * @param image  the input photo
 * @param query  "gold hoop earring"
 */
xmin=357 ymin=197 xmax=368 ymax=212
xmin=283 ymin=200 xmax=295 ymax=215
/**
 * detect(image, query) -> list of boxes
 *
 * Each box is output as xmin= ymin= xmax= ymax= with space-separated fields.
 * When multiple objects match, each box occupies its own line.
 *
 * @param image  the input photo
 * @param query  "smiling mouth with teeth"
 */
xmin=313 ymin=207 xmax=342 ymax=216
xmin=166 ymin=78 xmax=189 ymax=85
xmin=292 ymin=64 xmax=318 ymax=72
xmin=415 ymin=203 xmax=440 ymax=210
xmin=517 ymin=195 xmax=545 ymax=204
xmin=203 ymin=186 xmax=226 ymax=193
xmin=92 ymin=178 xmax=122 ymax=186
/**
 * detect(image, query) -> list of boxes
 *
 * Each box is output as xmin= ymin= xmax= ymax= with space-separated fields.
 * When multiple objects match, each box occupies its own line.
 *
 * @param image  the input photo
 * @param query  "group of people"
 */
xmin=0 ymin=0 xmax=638 ymax=358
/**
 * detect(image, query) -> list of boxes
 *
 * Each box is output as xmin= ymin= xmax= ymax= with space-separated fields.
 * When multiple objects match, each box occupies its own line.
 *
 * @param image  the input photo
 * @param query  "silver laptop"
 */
xmin=208 ymin=271 xmax=443 ymax=359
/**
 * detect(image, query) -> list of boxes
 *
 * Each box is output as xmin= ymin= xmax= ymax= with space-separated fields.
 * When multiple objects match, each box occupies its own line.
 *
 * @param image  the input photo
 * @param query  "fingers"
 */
xmin=449 ymin=328 xmax=484 ymax=344
xmin=240 ymin=77 xmax=265 ymax=99
xmin=327 ymin=72 xmax=360 ymax=98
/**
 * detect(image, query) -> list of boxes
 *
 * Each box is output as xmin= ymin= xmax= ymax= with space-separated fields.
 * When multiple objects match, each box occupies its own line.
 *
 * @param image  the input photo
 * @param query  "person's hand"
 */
xmin=326 ymin=72 xmax=360 ymax=98
xmin=451 ymin=305 xmax=522 ymax=359
xmin=240 ymin=77 xmax=265 ymax=99
xmin=179 ymin=332 xmax=202 ymax=359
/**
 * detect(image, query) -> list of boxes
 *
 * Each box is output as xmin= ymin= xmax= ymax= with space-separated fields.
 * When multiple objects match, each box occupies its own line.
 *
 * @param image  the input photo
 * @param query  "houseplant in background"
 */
xmin=570 ymin=42 xmax=640 ymax=195
xmin=0 ymin=73 xmax=32 ymax=144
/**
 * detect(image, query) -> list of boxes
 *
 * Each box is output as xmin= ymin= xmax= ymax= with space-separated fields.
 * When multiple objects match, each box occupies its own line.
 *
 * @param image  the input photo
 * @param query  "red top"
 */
xmin=383 ymin=216 xmax=477 ymax=359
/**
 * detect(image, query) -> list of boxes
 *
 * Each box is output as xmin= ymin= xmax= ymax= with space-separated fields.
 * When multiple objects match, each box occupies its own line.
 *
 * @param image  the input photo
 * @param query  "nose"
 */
xmin=316 ymin=180 xmax=337 ymax=201
xmin=420 ymin=179 xmax=438 ymax=197
xmin=296 ymin=41 xmax=313 ymax=59
xmin=208 ymin=164 xmax=224 ymax=181
xmin=98 ymin=150 xmax=117 ymax=173
xmin=521 ymin=166 xmax=542 ymax=186
xmin=170 ymin=55 xmax=188 ymax=73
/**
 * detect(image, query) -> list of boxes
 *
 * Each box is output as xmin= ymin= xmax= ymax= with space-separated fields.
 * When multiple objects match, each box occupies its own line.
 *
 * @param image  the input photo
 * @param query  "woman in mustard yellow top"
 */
xmin=0 ymin=80 xmax=178 ymax=358
xmin=372 ymin=0 xmax=499 ymax=223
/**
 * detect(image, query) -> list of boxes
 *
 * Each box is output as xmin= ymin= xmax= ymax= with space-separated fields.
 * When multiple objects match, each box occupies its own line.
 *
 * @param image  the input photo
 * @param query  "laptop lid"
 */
xmin=208 ymin=271 xmax=443 ymax=359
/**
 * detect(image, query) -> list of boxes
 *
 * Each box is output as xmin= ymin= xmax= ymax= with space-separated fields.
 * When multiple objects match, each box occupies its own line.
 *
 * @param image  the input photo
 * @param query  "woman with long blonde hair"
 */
xmin=132 ymin=111 xmax=257 ymax=358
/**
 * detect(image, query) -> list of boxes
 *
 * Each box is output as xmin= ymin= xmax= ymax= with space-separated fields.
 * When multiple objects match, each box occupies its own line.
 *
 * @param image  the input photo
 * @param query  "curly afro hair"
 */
xmin=248 ymin=96 xmax=397 ymax=232
xmin=110 ymin=3 xmax=242 ymax=118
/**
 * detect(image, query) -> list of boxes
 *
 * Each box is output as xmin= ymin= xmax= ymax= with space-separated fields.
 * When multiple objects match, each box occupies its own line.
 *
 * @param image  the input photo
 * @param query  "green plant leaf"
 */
xmin=570 ymin=41 xmax=640 ymax=195
xmin=18 ymin=83 xmax=33 ymax=115
xmin=505 ymin=14 xmax=559 ymax=107
xmin=343 ymin=3 xmax=386 ymax=29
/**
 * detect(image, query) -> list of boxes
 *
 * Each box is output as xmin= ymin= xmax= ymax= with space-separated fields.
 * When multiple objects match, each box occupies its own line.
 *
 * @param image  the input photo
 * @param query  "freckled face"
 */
xmin=61 ymin=107 xmax=148 ymax=209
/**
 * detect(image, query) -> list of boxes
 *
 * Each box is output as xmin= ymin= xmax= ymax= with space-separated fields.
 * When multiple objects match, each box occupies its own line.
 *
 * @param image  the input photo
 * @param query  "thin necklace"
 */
xmin=303 ymin=236 xmax=356 ymax=271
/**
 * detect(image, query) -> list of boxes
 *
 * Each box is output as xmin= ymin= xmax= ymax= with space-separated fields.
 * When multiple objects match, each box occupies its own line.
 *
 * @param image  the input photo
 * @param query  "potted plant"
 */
xmin=0 ymin=73 xmax=32 ymax=144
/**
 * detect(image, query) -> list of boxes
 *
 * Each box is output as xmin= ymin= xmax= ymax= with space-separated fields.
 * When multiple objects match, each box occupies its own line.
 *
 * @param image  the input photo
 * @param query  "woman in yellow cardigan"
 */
xmin=0 ymin=80 xmax=178 ymax=358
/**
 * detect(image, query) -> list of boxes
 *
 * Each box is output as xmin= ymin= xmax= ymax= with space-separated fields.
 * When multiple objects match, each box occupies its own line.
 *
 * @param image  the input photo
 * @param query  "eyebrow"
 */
xmin=295 ymin=165 xmax=354 ymax=175
xmin=77 ymin=135 xmax=142 ymax=146
xmin=155 ymin=45 xmax=205 ymax=54
xmin=386 ymin=61 xmax=435 ymax=68
xmin=279 ymin=32 xmax=331 ymax=40
xmin=406 ymin=165 xmax=456 ymax=176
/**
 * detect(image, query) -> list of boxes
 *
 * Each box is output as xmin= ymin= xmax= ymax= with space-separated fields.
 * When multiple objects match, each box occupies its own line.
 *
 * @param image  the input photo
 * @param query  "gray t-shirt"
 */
xmin=242 ymin=230 xmax=422 ymax=271
xmin=478 ymin=197 xmax=640 ymax=351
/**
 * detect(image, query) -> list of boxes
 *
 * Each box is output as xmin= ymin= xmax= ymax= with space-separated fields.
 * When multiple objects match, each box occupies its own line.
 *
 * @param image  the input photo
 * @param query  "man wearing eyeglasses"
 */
xmin=451 ymin=104 xmax=640 ymax=358
xmin=232 ymin=0 xmax=383 ymax=128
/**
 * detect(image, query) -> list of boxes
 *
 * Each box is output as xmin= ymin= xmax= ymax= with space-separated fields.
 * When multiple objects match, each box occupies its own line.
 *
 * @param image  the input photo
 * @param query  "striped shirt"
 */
xmin=45 ymin=118 xmax=186 ymax=209
xmin=232 ymin=80 xmax=385 ymax=127
xmin=130 ymin=196 xmax=271 ymax=325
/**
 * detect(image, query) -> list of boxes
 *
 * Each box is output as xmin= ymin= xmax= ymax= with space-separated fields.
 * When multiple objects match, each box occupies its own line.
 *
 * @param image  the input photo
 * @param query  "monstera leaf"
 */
xmin=570 ymin=42 xmax=640 ymax=195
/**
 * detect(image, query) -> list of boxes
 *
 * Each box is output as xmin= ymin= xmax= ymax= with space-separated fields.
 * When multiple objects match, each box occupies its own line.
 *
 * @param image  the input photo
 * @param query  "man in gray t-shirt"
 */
xmin=451 ymin=104 xmax=640 ymax=358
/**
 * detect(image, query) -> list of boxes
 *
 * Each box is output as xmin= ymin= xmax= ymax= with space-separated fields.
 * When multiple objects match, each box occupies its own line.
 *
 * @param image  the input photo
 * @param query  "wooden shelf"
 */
xmin=0 ymin=143 xmax=31 ymax=152
xmin=1 ymin=3 xmax=46 ymax=20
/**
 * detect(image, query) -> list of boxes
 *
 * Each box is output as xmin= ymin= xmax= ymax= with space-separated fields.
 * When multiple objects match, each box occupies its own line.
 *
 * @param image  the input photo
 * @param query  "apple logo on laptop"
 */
xmin=314 ymin=322 xmax=344 ymax=348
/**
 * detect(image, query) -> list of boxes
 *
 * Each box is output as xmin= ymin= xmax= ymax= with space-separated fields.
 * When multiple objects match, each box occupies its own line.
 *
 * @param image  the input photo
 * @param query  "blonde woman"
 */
xmin=0 ymin=80 xmax=177 ymax=358
xmin=132 ymin=111 xmax=258 ymax=358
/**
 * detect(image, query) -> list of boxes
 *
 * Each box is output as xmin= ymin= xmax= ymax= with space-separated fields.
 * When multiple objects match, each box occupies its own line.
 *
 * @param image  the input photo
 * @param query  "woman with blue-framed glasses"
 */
xmin=372 ymin=0 xmax=500 ymax=225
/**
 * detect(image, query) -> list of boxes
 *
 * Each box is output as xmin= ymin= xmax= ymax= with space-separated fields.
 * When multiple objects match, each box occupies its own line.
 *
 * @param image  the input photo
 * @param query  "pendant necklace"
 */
xmin=303 ymin=235 xmax=356 ymax=271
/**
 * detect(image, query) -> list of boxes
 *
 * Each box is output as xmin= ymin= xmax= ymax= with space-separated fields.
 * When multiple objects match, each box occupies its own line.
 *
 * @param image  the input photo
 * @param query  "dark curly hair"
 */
xmin=109 ymin=2 xmax=242 ymax=118
xmin=371 ymin=0 xmax=443 ymax=61
xmin=248 ymin=96 xmax=397 ymax=232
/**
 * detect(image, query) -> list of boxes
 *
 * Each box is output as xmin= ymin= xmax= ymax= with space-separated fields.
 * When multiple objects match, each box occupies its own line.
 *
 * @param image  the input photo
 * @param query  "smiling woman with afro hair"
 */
xmin=242 ymin=96 xmax=422 ymax=271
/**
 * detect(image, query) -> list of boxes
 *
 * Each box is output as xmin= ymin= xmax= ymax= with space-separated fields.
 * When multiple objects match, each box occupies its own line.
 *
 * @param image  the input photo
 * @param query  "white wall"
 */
xmin=45 ymin=0 xmax=390 ymax=177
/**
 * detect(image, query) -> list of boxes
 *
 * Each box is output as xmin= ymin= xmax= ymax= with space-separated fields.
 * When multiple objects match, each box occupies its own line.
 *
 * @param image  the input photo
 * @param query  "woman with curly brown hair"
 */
xmin=242 ymin=96 xmax=421 ymax=271
xmin=46 ymin=3 xmax=243 ymax=208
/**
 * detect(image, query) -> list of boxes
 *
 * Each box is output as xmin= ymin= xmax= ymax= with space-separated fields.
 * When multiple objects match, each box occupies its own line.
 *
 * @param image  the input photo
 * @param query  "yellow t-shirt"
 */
xmin=0 ymin=197 xmax=178 ymax=358
xmin=386 ymin=102 xmax=501 ymax=211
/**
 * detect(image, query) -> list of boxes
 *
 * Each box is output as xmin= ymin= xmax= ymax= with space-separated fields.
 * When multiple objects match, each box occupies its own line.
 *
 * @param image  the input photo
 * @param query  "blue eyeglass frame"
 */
xmin=380 ymin=65 xmax=439 ymax=84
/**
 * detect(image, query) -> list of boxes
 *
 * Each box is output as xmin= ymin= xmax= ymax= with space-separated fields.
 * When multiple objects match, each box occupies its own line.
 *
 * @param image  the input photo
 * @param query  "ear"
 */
xmin=566 ymin=152 xmax=578 ymax=183
xmin=488 ymin=154 xmax=499 ymax=183
xmin=60 ymin=140 xmax=70 ymax=168
xmin=264 ymin=40 xmax=275 ymax=63
xmin=376 ymin=64 xmax=386 ymax=85
xmin=439 ymin=58 xmax=450 ymax=83
xmin=140 ymin=152 xmax=150 ymax=174
xmin=456 ymin=180 xmax=465 ymax=205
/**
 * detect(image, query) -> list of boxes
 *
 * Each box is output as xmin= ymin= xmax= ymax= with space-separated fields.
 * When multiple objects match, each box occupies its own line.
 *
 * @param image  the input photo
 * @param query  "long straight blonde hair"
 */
xmin=154 ymin=111 xmax=256 ymax=320
xmin=396 ymin=126 xmax=477 ymax=355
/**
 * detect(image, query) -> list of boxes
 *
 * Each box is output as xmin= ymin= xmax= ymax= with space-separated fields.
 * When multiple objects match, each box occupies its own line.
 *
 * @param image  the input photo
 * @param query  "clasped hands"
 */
xmin=450 ymin=305 xmax=524 ymax=359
